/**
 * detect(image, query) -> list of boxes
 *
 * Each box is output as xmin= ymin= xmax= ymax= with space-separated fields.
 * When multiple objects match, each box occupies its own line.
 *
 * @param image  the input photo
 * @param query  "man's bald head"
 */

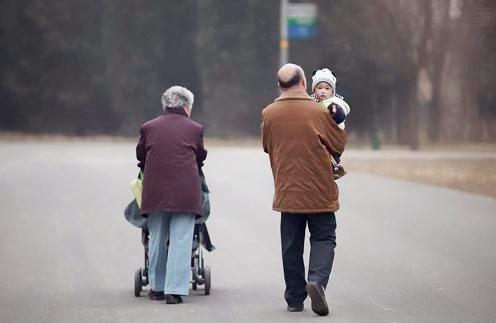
xmin=277 ymin=63 xmax=306 ymax=90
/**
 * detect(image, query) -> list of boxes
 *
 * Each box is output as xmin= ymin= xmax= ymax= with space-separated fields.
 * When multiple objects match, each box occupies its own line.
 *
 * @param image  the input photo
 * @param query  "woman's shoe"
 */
xmin=148 ymin=289 xmax=165 ymax=301
xmin=165 ymin=294 xmax=183 ymax=304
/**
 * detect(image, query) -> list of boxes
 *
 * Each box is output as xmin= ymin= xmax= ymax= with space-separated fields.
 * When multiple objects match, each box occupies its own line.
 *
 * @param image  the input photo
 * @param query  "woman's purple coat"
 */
xmin=136 ymin=109 xmax=207 ymax=217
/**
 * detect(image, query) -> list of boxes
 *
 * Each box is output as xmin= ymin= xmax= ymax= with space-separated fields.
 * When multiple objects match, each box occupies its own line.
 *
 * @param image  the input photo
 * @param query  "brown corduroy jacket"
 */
xmin=261 ymin=89 xmax=346 ymax=213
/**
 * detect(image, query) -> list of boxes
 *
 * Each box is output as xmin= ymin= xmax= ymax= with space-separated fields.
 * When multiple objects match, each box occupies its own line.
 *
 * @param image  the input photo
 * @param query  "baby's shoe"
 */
xmin=333 ymin=165 xmax=347 ymax=180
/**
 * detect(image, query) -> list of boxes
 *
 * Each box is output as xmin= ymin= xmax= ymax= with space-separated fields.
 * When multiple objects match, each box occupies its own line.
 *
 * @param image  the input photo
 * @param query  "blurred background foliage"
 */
xmin=0 ymin=0 xmax=495 ymax=147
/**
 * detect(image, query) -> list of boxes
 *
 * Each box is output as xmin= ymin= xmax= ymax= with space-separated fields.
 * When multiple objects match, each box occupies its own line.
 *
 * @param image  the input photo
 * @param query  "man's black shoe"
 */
xmin=287 ymin=304 xmax=304 ymax=312
xmin=165 ymin=294 xmax=183 ymax=304
xmin=306 ymin=282 xmax=329 ymax=316
xmin=148 ymin=289 xmax=165 ymax=301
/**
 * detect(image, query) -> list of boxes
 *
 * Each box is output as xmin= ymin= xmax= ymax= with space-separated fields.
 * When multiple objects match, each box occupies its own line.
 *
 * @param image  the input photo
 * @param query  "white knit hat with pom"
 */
xmin=312 ymin=68 xmax=337 ymax=92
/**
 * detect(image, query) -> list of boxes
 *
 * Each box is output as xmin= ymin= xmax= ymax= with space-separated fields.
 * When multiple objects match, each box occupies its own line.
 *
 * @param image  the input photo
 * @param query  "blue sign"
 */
xmin=288 ymin=25 xmax=317 ymax=39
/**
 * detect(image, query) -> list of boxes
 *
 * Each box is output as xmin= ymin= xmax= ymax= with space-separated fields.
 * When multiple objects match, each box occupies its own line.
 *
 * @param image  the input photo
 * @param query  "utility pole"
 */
xmin=280 ymin=0 xmax=289 ymax=67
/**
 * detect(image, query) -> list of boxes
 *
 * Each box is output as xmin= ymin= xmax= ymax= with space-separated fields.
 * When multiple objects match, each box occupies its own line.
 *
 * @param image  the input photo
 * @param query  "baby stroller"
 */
xmin=133 ymin=222 xmax=214 ymax=296
xmin=124 ymin=175 xmax=214 ymax=296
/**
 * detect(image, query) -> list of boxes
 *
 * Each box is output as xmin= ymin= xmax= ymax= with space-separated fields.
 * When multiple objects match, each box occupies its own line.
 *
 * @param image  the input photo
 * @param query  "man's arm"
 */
xmin=319 ymin=113 xmax=346 ymax=158
xmin=261 ymin=110 xmax=269 ymax=154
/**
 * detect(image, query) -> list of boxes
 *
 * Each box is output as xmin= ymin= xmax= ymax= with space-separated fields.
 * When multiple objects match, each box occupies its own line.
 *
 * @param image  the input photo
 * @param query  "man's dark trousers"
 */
xmin=280 ymin=212 xmax=337 ymax=306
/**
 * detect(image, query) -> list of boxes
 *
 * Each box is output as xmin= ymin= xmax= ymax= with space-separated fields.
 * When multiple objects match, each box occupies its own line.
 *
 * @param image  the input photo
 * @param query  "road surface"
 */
xmin=0 ymin=141 xmax=495 ymax=322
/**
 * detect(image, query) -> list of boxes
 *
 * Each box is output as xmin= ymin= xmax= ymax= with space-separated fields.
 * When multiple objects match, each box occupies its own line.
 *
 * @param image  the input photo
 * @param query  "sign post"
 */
xmin=279 ymin=0 xmax=289 ymax=67
xmin=279 ymin=1 xmax=318 ymax=66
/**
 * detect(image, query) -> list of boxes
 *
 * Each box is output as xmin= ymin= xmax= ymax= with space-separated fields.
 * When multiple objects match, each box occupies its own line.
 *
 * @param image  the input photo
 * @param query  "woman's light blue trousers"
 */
xmin=148 ymin=211 xmax=195 ymax=295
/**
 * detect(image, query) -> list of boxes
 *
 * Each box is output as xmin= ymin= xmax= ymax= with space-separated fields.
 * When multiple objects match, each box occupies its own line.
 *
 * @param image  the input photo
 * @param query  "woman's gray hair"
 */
xmin=161 ymin=86 xmax=194 ymax=111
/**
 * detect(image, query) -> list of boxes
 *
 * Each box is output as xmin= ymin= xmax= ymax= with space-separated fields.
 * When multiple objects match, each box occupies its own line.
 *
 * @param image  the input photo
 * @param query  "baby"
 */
xmin=311 ymin=68 xmax=351 ymax=179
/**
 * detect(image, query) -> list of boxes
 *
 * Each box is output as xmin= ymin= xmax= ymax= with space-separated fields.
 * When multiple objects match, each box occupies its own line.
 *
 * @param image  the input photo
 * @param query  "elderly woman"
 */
xmin=136 ymin=86 xmax=207 ymax=304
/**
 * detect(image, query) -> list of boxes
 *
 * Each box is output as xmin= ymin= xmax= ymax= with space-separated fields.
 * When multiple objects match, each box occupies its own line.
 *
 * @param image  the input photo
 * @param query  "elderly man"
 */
xmin=136 ymin=86 xmax=207 ymax=304
xmin=261 ymin=64 xmax=346 ymax=316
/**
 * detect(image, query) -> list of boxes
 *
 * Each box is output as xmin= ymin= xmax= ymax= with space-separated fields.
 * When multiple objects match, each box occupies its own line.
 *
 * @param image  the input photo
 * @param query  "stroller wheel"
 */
xmin=204 ymin=266 xmax=211 ymax=295
xmin=192 ymin=282 xmax=197 ymax=290
xmin=134 ymin=268 xmax=142 ymax=297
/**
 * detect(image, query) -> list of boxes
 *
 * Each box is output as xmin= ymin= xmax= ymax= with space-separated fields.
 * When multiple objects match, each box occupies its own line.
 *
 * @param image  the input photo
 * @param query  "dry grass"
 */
xmin=345 ymin=158 xmax=496 ymax=198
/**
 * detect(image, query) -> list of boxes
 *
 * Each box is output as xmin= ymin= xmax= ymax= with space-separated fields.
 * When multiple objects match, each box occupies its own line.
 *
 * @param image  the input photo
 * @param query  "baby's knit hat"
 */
xmin=312 ymin=68 xmax=337 ymax=92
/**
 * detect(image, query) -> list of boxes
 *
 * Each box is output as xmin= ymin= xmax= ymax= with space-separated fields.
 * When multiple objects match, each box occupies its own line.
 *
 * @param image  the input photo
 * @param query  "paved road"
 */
xmin=0 ymin=141 xmax=495 ymax=323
